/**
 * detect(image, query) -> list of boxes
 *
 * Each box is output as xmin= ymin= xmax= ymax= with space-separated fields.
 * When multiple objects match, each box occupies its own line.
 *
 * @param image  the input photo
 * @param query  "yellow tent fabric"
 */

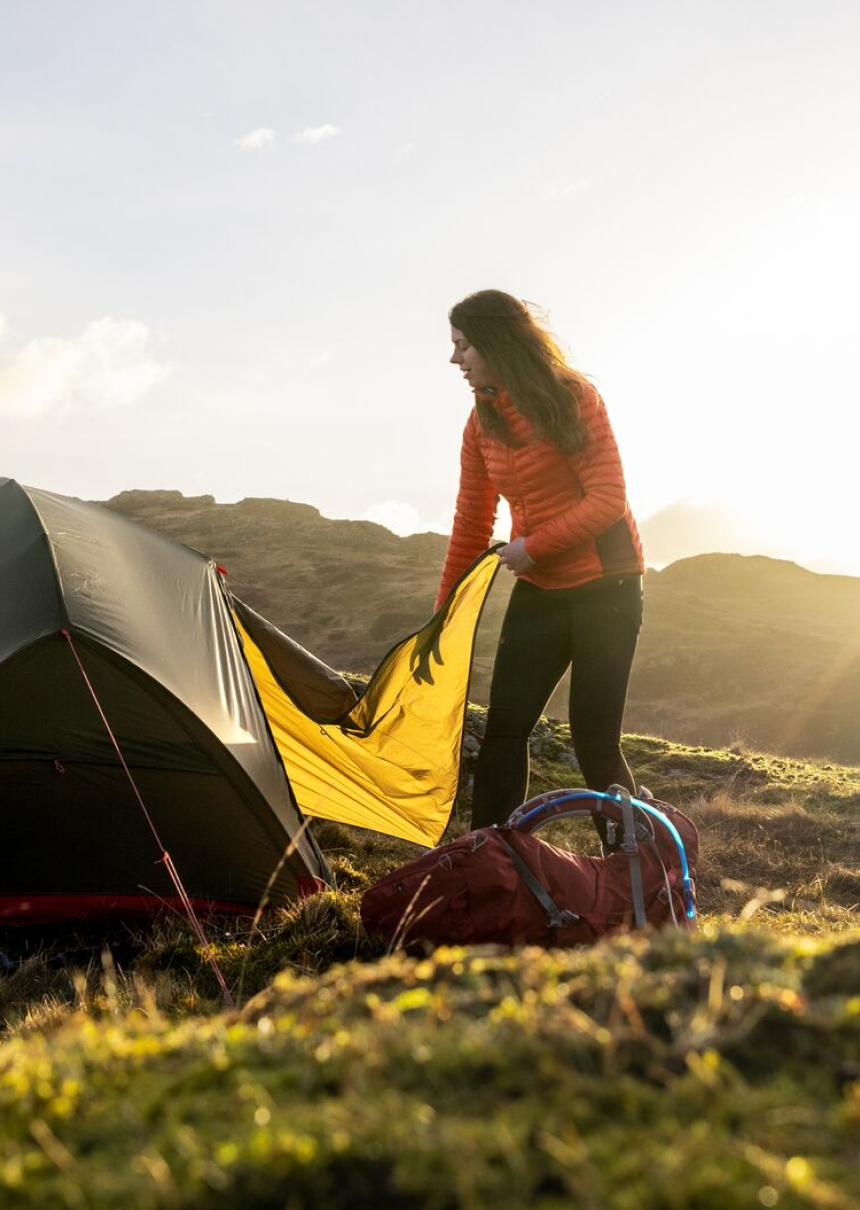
xmin=235 ymin=551 xmax=500 ymax=847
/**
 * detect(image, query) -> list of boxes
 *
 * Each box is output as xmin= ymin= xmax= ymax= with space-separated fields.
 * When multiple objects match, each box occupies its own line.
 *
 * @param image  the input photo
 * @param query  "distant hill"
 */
xmin=102 ymin=491 xmax=860 ymax=764
xmin=632 ymin=553 xmax=860 ymax=763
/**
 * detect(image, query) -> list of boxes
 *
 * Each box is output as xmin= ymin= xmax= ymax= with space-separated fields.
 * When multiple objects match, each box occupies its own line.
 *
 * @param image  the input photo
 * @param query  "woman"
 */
xmin=436 ymin=289 xmax=644 ymax=831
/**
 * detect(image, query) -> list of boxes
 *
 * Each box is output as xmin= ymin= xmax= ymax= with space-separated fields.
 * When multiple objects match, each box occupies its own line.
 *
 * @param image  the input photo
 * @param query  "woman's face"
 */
xmin=450 ymin=326 xmax=498 ymax=392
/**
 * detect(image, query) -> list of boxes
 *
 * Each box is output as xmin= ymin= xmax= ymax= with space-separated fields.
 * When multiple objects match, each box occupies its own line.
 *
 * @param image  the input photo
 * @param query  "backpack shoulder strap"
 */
xmin=611 ymin=786 xmax=648 ymax=929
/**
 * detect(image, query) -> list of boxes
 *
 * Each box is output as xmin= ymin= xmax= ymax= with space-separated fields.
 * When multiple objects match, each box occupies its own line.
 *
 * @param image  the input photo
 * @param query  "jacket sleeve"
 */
xmin=524 ymin=388 xmax=629 ymax=564
xmin=435 ymin=412 xmax=498 ymax=611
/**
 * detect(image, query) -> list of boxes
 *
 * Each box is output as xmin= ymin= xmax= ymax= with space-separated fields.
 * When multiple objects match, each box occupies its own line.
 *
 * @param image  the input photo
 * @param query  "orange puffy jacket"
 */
xmin=435 ymin=382 xmax=644 ymax=610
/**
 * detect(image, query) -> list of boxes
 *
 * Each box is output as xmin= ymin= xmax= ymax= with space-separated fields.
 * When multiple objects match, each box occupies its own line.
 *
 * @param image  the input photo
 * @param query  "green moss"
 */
xmin=1 ymin=931 xmax=859 ymax=1208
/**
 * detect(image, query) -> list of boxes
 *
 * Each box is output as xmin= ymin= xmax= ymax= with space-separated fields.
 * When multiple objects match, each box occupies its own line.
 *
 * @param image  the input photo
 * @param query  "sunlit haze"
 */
xmin=2 ymin=1 xmax=858 ymax=576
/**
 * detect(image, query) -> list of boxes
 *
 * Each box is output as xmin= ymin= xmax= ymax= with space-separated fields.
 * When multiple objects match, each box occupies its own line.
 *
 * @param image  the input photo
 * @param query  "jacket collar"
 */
xmin=473 ymin=386 xmax=514 ymax=412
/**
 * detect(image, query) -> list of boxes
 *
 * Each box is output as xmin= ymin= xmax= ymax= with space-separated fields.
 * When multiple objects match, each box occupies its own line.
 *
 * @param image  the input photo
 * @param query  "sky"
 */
xmin=2 ymin=0 xmax=859 ymax=576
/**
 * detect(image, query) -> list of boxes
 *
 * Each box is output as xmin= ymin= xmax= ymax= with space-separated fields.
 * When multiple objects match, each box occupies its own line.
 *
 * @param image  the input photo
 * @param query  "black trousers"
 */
xmin=470 ymin=574 xmax=643 ymax=829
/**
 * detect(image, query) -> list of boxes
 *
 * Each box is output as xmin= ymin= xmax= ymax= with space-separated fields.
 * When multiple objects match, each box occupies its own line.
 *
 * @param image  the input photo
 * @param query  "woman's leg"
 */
xmin=470 ymin=581 xmax=573 ymax=829
xmin=566 ymin=576 xmax=643 ymax=795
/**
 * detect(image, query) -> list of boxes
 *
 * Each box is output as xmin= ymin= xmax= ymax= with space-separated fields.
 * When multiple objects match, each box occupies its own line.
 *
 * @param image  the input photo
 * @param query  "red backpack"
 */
xmin=360 ymin=787 xmax=698 ymax=949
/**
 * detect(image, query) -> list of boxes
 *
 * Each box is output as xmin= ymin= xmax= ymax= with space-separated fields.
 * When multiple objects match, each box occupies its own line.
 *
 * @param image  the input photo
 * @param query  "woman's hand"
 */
xmin=497 ymin=537 xmax=535 ymax=574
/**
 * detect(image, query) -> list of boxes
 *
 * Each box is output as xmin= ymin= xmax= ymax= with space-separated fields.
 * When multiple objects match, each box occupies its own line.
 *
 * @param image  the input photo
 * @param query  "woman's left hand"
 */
xmin=497 ymin=537 xmax=535 ymax=574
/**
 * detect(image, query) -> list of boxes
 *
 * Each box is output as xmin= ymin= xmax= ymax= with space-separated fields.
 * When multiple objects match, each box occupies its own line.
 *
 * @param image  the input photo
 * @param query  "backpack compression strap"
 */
xmin=493 ymin=831 xmax=579 ymax=931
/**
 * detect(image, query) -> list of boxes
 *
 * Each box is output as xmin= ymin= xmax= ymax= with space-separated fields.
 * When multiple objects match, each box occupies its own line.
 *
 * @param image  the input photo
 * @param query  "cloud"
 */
xmin=396 ymin=141 xmax=416 ymax=157
xmin=0 ymin=313 xmax=8 ymax=343
xmin=293 ymin=124 xmax=342 ymax=145
xmin=543 ymin=180 xmax=593 ymax=201
xmin=360 ymin=500 xmax=447 ymax=537
xmin=0 ymin=317 xmax=170 ymax=418
xmin=233 ymin=127 xmax=276 ymax=151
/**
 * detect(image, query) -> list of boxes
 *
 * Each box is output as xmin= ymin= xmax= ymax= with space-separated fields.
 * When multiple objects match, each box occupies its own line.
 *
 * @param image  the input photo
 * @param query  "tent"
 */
xmin=1 ymin=479 xmax=499 ymax=926
xmin=0 ymin=478 xmax=330 ymax=925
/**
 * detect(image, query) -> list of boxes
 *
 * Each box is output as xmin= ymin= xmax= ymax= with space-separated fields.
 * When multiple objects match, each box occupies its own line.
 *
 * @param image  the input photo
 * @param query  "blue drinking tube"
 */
xmin=513 ymin=788 xmax=697 ymax=921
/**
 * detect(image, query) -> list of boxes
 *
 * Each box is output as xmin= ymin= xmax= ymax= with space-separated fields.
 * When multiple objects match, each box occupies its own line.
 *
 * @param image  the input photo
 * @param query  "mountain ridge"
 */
xmin=98 ymin=489 xmax=860 ymax=765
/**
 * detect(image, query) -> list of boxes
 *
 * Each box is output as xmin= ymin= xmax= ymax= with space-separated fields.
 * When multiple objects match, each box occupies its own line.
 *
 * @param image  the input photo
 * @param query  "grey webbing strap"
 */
xmin=613 ymin=786 xmax=647 ymax=929
xmin=495 ymin=833 xmax=579 ymax=930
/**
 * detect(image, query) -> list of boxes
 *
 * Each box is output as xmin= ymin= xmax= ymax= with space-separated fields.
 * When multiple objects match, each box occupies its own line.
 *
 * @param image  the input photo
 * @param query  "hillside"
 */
xmin=628 ymin=554 xmax=860 ymax=763
xmin=102 ymin=491 xmax=860 ymax=763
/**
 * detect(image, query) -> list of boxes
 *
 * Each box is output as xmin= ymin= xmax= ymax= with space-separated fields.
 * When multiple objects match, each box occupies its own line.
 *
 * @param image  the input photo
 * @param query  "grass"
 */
xmin=1 ymin=930 xmax=859 ymax=1208
xmin=1 ymin=713 xmax=858 ymax=1207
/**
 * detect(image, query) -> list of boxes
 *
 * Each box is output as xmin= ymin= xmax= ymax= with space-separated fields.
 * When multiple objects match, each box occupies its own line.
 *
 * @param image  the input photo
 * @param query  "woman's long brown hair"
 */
xmin=449 ymin=289 xmax=588 ymax=453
